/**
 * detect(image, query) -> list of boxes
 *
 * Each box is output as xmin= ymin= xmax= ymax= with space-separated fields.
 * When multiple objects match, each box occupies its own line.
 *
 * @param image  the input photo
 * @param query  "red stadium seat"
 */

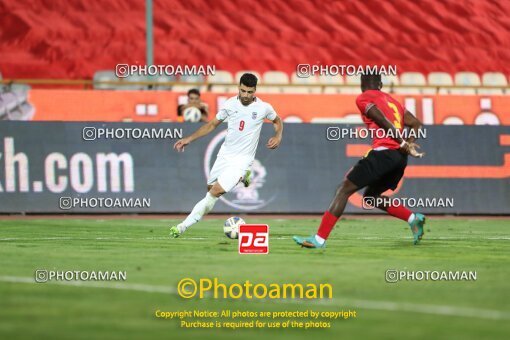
xmin=0 ymin=0 xmax=509 ymax=79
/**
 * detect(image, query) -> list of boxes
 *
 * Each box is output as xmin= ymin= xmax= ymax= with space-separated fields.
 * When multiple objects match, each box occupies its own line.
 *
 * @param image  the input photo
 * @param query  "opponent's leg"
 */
xmin=170 ymin=182 xmax=225 ymax=238
xmin=293 ymin=179 xmax=359 ymax=248
xmin=363 ymin=187 xmax=425 ymax=244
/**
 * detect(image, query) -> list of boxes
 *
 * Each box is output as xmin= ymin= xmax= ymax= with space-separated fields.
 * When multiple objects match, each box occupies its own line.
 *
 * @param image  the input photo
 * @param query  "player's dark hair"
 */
xmin=187 ymin=88 xmax=200 ymax=96
xmin=361 ymin=74 xmax=381 ymax=84
xmin=361 ymin=74 xmax=382 ymax=91
xmin=239 ymin=73 xmax=258 ymax=88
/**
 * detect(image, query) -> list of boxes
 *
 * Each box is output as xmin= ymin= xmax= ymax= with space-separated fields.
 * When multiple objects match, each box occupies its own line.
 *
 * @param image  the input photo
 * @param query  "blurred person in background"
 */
xmin=177 ymin=88 xmax=209 ymax=122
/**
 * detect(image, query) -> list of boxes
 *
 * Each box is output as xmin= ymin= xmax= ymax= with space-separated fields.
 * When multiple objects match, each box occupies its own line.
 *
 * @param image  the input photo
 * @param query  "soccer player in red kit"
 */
xmin=294 ymin=74 xmax=426 ymax=248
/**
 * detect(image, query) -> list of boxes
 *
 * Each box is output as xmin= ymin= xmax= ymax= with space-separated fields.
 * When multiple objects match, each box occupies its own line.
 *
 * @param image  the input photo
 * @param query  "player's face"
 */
xmin=188 ymin=94 xmax=200 ymax=105
xmin=238 ymin=84 xmax=256 ymax=105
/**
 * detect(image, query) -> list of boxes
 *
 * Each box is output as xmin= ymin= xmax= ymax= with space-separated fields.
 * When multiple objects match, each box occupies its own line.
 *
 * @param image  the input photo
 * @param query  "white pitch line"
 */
xmin=0 ymin=237 xmax=208 ymax=241
xmin=0 ymin=275 xmax=174 ymax=294
xmin=0 ymin=275 xmax=508 ymax=321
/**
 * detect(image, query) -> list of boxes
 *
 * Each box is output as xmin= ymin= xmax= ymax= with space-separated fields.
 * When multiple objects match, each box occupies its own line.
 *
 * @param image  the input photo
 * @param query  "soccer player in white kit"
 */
xmin=170 ymin=73 xmax=284 ymax=237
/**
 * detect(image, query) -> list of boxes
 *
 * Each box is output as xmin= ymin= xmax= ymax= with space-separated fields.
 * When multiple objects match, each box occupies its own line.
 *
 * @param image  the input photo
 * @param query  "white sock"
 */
xmin=179 ymin=193 xmax=218 ymax=233
xmin=315 ymin=234 xmax=325 ymax=245
xmin=408 ymin=213 xmax=416 ymax=224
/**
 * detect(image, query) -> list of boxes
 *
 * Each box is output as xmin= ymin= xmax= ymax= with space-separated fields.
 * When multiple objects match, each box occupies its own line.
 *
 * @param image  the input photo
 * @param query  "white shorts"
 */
xmin=207 ymin=156 xmax=251 ymax=192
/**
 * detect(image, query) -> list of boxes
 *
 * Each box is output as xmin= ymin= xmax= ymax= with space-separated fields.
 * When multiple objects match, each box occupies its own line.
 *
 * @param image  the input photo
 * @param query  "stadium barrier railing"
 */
xmin=1 ymin=79 xmax=509 ymax=95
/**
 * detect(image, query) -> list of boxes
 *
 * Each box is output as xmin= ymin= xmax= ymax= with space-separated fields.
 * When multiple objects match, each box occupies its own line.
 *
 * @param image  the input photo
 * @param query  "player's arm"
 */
xmin=267 ymin=115 xmax=283 ymax=149
xmin=366 ymin=106 xmax=406 ymax=145
xmin=403 ymin=110 xmax=425 ymax=157
xmin=177 ymin=104 xmax=184 ymax=116
xmin=366 ymin=106 xmax=423 ymax=158
xmin=403 ymin=110 xmax=422 ymax=143
xmin=173 ymin=118 xmax=222 ymax=152
xmin=201 ymin=102 xmax=210 ymax=116
xmin=199 ymin=103 xmax=209 ymax=122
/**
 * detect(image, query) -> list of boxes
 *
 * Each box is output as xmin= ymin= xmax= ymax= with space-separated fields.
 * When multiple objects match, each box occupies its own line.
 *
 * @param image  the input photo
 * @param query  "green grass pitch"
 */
xmin=0 ymin=217 xmax=509 ymax=340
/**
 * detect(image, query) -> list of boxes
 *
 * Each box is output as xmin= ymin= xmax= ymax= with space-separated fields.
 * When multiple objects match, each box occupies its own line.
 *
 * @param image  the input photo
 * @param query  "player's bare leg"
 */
xmin=363 ymin=188 xmax=426 ymax=244
xmin=170 ymin=182 xmax=226 ymax=238
xmin=294 ymin=179 xmax=359 ymax=248
xmin=327 ymin=179 xmax=359 ymax=216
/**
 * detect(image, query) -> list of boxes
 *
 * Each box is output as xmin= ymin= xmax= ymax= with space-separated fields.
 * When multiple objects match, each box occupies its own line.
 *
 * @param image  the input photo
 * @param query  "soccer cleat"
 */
xmin=242 ymin=170 xmax=252 ymax=187
xmin=293 ymin=235 xmax=326 ymax=249
xmin=409 ymin=213 xmax=426 ymax=245
xmin=169 ymin=225 xmax=181 ymax=238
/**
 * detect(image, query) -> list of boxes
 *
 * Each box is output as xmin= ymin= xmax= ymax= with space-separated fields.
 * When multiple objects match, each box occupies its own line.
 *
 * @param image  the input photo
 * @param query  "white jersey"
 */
xmin=215 ymin=96 xmax=277 ymax=162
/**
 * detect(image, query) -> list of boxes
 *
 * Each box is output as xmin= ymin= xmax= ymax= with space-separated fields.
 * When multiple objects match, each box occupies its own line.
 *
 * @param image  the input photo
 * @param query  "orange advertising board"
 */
xmin=29 ymin=90 xmax=510 ymax=125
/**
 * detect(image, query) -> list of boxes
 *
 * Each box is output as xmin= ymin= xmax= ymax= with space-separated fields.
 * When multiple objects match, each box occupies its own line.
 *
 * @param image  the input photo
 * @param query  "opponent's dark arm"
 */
xmin=403 ymin=110 xmax=423 ymax=143
xmin=365 ymin=106 xmax=405 ymax=145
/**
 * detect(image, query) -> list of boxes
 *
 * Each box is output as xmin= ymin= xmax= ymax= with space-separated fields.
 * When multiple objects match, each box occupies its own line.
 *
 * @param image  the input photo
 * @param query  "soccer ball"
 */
xmin=223 ymin=216 xmax=245 ymax=239
xmin=183 ymin=106 xmax=201 ymax=122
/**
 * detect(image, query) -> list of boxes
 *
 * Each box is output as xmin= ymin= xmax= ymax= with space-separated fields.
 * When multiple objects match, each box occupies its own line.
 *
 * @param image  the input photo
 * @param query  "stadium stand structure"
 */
xmin=87 ymin=70 xmax=506 ymax=94
xmin=1 ymin=0 xmax=509 ymax=80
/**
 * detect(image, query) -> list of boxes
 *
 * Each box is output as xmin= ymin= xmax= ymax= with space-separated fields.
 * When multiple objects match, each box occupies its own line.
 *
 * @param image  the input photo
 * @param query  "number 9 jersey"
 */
xmin=215 ymin=96 xmax=278 ymax=163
